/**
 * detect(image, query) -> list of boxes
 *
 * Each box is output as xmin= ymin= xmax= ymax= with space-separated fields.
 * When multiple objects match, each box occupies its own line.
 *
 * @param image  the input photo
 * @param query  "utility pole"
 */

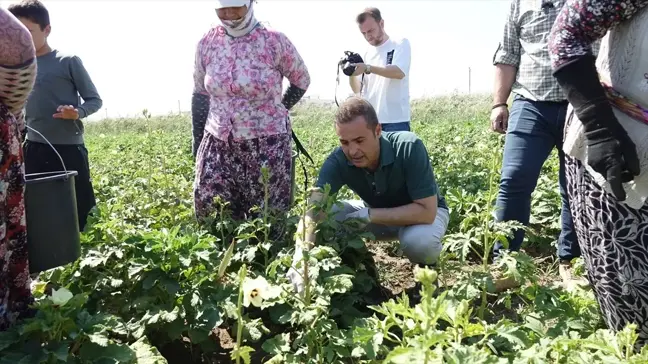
xmin=178 ymin=100 xmax=181 ymax=114
xmin=468 ymin=67 xmax=472 ymax=94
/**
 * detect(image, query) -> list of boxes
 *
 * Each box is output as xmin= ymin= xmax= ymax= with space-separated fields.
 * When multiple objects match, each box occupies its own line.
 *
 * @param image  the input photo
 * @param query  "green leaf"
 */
xmin=88 ymin=333 xmax=110 ymax=347
xmin=79 ymin=342 xmax=136 ymax=362
xmin=262 ymin=333 xmax=290 ymax=355
xmin=323 ymin=274 xmax=354 ymax=295
xmin=218 ymin=240 xmax=236 ymax=279
xmin=230 ymin=345 xmax=255 ymax=364
xmin=0 ymin=330 xmax=19 ymax=351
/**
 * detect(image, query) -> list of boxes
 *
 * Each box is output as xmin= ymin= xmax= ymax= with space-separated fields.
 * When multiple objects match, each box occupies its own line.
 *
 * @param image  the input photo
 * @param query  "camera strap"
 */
xmin=335 ymin=65 xmax=365 ymax=107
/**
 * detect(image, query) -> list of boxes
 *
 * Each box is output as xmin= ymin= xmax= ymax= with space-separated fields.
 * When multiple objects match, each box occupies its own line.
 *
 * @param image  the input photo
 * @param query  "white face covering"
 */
xmin=220 ymin=0 xmax=258 ymax=37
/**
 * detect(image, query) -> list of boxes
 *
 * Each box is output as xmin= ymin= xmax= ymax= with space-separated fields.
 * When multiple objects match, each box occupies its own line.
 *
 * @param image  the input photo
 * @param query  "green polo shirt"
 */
xmin=315 ymin=131 xmax=447 ymax=210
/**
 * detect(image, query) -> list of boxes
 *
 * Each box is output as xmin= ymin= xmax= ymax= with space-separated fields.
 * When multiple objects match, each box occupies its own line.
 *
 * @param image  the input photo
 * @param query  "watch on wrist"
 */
xmin=364 ymin=65 xmax=372 ymax=74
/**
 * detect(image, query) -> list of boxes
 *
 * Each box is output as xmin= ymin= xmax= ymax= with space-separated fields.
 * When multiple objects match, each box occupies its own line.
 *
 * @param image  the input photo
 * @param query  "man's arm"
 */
xmin=358 ymin=64 xmax=404 ymax=79
xmin=492 ymin=0 xmax=521 ymax=105
xmin=69 ymin=56 xmax=103 ymax=118
xmin=369 ymin=139 xmax=439 ymax=226
xmin=349 ymin=76 xmax=362 ymax=94
xmin=493 ymin=64 xmax=517 ymax=105
xmin=369 ymin=195 xmax=437 ymax=226
xmin=295 ymin=154 xmax=345 ymax=249
xmin=353 ymin=38 xmax=411 ymax=80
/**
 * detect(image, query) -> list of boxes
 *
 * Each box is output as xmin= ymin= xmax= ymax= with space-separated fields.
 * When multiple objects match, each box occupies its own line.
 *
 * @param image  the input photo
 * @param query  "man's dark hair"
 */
xmin=335 ymin=96 xmax=379 ymax=130
xmin=356 ymin=7 xmax=382 ymax=24
xmin=8 ymin=0 xmax=50 ymax=30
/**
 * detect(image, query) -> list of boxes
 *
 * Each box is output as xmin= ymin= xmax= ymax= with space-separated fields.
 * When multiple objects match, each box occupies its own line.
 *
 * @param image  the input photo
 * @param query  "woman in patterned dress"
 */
xmin=548 ymin=0 xmax=648 ymax=347
xmin=191 ymin=0 xmax=310 ymax=221
xmin=0 ymin=7 xmax=37 ymax=331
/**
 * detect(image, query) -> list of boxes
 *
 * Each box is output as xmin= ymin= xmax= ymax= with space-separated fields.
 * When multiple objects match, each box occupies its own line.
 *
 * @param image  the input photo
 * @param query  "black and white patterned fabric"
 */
xmin=565 ymin=153 xmax=648 ymax=349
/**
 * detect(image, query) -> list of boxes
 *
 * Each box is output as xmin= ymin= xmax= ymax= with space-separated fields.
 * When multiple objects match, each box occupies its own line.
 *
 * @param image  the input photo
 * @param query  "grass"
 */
xmin=84 ymin=92 xmax=566 ymax=315
xmin=12 ymin=94 xmax=648 ymax=363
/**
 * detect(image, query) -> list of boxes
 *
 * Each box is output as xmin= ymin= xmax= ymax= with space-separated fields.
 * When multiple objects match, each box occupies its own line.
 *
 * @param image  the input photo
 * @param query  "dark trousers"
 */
xmin=23 ymin=140 xmax=96 ymax=232
xmin=493 ymin=96 xmax=580 ymax=262
xmin=380 ymin=121 xmax=411 ymax=132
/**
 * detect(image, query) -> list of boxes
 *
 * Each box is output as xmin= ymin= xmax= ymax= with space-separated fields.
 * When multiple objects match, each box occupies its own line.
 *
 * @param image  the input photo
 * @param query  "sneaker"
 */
xmin=492 ymin=274 xmax=521 ymax=292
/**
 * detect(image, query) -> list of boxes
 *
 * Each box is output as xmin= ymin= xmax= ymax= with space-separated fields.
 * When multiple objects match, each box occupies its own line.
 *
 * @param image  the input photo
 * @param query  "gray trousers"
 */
xmin=332 ymin=200 xmax=450 ymax=265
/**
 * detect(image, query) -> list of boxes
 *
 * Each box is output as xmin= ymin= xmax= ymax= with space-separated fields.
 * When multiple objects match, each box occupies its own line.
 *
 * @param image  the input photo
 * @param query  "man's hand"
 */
xmin=350 ymin=63 xmax=367 ymax=76
xmin=53 ymin=105 xmax=80 ymax=120
xmin=345 ymin=207 xmax=370 ymax=224
xmin=490 ymin=105 xmax=509 ymax=133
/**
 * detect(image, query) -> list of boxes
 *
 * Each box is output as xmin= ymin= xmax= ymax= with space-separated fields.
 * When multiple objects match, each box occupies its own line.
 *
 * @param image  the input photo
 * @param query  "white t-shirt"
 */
xmin=360 ymin=37 xmax=411 ymax=124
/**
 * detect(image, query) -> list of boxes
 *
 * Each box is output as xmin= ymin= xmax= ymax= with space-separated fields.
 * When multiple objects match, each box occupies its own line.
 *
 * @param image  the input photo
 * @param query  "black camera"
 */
xmin=338 ymin=51 xmax=364 ymax=76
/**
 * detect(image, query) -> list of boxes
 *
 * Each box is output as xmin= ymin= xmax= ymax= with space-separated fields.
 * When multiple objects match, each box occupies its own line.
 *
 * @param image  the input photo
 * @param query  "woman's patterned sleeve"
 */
xmin=549 ymin=0 xmax=648 ymax=70
xmin=0 ymin=8 xmax=36 ymax=137
xmin=191 ymin=33 xmax=210 ymax=157
xmin=275 ymin=32 xmax=310 ymax=110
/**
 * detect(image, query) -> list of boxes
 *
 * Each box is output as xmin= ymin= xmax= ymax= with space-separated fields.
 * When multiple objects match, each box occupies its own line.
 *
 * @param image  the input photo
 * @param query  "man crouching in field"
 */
xmin=286 ymin=96 xmax=450 ymax=301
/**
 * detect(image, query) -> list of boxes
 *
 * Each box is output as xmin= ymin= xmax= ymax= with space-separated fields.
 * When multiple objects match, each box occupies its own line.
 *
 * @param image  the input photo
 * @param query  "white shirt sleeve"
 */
xmin=391 ymin=38 xmax=411 ymax=76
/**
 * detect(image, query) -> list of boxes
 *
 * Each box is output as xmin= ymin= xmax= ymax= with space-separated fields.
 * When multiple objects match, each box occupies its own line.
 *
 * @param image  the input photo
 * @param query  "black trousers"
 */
xmin=23 ymin=140 xmax=96 ymax=232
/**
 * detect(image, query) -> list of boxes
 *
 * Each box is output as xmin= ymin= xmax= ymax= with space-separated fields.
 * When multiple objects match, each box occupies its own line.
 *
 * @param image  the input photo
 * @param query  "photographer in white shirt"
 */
xmin=348 ymin=7 xmax=412 ymax=132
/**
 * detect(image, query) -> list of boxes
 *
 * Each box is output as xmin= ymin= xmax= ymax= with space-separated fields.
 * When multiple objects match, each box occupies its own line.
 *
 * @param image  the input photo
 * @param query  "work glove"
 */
xmin=286 ymin=222 xmax=316 ymax=294
xmin=345 ymin=207 xmax=371 ymax=224
xmin=554 ymin=54 xmax=640 ymax=201
xmin=286 ymin=246 xmax=305 ymax=294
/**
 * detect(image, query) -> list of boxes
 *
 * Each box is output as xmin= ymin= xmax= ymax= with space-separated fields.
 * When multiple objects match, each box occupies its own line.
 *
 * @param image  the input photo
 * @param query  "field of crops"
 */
xmin=2 ymin=94 xmax=647 ymax=363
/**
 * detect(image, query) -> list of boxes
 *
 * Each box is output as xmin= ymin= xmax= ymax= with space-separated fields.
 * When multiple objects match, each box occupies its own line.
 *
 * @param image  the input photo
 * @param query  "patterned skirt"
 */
xmin=193 ymin=131 xmax=293 ymax=221
xmin=0 ymin=105 xmax=32 ymax=331
xmin=565 ymin=155 xmax=648 ymax=349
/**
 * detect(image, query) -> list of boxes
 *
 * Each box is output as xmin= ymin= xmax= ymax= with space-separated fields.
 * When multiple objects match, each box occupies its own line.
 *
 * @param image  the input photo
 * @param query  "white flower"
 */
xmin=51 ymin=287 xmax=73 ymax=306
xmin=242 ymin=276 xmax=281 ymax=308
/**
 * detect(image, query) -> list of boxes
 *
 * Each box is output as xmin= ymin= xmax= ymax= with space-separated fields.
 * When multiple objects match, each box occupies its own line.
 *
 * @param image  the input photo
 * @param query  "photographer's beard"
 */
xmin=368 ymin=28 xmax=386 ymax=46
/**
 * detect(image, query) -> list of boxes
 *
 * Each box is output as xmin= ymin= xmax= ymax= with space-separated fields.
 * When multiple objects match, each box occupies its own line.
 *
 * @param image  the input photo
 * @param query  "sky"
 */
xmin=1 ymin=0 xmax=511 ymax=120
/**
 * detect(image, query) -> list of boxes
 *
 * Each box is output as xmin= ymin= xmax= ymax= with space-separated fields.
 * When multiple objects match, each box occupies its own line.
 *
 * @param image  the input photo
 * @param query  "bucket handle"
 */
xmin=25 ymin=125 xmax=70 ymax=178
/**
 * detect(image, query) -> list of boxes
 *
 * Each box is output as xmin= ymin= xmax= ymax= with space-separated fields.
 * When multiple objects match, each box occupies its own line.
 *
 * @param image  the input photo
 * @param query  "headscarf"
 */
xmin=219 ymin=0 xmax=258 ymax=37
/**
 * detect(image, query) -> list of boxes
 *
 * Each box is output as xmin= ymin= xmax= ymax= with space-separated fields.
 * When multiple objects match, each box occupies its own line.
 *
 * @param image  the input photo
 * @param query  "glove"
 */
xmin=341 ymin=51 xmax=364 ymax=76
xmin=286 ymin=246 xmax=305 ymax=294
xmin=286 ymin=219 xmax=316 ymax=294
xmin=345 ymin=207 xmax=371 ymax=224
xmin=554 ymin=54 xmax=640 ymax=201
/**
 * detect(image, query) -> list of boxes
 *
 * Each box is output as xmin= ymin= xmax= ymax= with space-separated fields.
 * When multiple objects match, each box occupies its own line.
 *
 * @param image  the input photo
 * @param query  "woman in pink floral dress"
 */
xmin=191 ymin=0 xmax=310 ymax=221
xmin=0 ymin=7 xmax=37 ymax=331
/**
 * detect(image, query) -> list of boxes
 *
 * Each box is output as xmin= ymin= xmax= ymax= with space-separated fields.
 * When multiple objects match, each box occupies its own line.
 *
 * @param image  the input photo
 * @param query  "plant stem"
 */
xmin=235 ymin=265 xmax=247 ymax=364
xmin=479 ymin=136 xmax=502 ymax=320
xmin=300 ymin=187 xmax=311 ymax=305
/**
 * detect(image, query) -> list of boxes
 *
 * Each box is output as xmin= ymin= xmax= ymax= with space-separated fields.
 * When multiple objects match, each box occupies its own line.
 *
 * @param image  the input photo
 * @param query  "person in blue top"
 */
xmin=286 ymin=96 xmax=450 ymax=298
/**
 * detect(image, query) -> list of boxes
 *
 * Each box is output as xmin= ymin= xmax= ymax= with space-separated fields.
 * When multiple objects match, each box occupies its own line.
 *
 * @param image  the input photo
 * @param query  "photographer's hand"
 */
xmin=350 ymin=63 xmax=366 ymax=76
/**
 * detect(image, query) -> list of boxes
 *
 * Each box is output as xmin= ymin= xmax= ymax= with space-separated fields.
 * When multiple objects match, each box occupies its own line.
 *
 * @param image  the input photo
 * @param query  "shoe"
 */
xmin=492 ymin=275 xmax=521 ymax=292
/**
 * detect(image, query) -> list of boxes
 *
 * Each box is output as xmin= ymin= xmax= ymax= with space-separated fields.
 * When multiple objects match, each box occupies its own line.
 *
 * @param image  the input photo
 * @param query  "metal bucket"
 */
xmin=24 ymin=126 xmax=81 ymax=274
